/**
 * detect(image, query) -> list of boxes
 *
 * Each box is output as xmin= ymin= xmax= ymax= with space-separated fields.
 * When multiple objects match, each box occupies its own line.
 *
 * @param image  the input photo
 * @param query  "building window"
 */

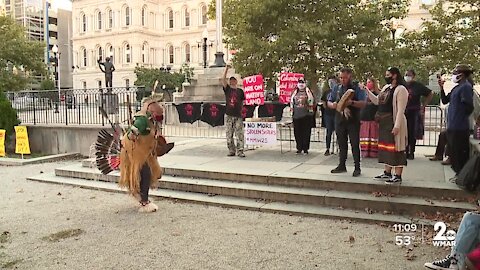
xmin=142 ymin=7 xmax=147 ymax=26
xmin=168 ymin=45 xmax=174 ymax=64
xmin=108 ymin=9 xmax=113 ymax=28
xmin=125 ymin=79 xmax=130 ymax=89
xmin=98 ymin=46 xmax=103 ymax=61
xmin=81 ymin=47 xmax=87 ymax=67
xmin=125 ymin=44 xmax=131 ymax=63
xmin=184 ymin=8 xmax=190 ymax=27
xmin=81 ymin=13 xmax=87 ymax=32
xmin=125 ymin=6 xmax=131 ymax=26
xmin=185 ymin=43 xmax=190 ymax=63
xmin=142 ymin=43 xmax=148 ymax=63
xmin=98 ymin=80 xmax=102 ymax=88
xmin=201 ymin=5 xmax=207 ymax=25
xmin=82 ymin=81 xmax=87 ymax=89
xmin=168 ymin=9 xmax=173 ymax=29
xmin=97 ymin=11 xmax=102 ymax=30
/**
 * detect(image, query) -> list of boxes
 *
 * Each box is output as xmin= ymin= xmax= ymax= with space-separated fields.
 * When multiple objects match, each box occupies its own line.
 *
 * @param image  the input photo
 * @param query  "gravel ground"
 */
xmin=0 ymin=161 xmax=446 ymax=270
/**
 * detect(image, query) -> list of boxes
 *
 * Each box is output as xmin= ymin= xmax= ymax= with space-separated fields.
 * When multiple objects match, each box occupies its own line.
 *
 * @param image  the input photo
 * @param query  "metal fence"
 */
xmin=8 ymin=88 xmax=447 ymax=146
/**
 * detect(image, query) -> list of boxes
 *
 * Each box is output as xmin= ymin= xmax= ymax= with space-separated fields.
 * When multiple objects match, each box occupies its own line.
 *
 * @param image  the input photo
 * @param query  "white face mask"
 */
xmin=404 ymin=76 xmax=413 ymax=83
xmin=297 ymin=83 xmax=306 ymax=89
xmin=451 ymin=74 xmax=462 ymax=83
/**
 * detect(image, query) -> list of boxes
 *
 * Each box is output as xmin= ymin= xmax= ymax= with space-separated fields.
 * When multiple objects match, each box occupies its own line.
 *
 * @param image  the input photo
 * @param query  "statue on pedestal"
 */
xmin=98 ymin=57 xmax=115 ymax=90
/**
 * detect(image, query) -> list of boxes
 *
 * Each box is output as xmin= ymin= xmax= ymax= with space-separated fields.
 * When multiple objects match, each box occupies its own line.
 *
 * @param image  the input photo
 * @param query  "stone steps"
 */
xmin=27 ymin=172 xmax=433 ymax=225
xmin=81 ymin=158 xmax=473 ymax=201
xmin=50 ymin=163 xmax=476 ymax=218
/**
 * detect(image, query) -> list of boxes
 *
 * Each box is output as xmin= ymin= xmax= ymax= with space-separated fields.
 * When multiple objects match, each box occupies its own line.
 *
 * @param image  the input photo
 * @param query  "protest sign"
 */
xmin=243 ymin=75 xmax=265 ymax=105
xmin=15 ymin=126 xmax=31 ymax=156
xmin=279 ymin=72 xmax=304 ymax=104
xmin=0 ymin=130 xmax=5 ymax=157
xmin=244 ymin=122 xmax=277 ymax=145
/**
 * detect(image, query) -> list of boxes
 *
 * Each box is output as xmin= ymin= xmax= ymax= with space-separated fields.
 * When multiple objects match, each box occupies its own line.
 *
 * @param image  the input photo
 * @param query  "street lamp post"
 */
xmin=197 ymin=28 xmax=211 ymax=68
xmin=50 ymin=44 xmax=60 ymax=113
xmin=212 ymin=0 xmax=226 ymax=67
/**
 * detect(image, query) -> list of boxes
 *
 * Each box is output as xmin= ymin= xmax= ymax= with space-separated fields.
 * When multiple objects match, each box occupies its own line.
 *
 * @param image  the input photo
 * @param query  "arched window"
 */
xmin=168 ymin=9 xmax=173 ymax=29
xmin=124 ymin=6 xmax=131 ymax=26
xmin=125 ymin=43 xmax=131 ymax=63
xmin=97 ymin=11 xmax=102 ymax=30
xmin=184 ymin=43 xmax=190 ymax=63
xmin=168 ymin=45 xmax=174 ymax=64
xmin=81 ymin=47 xmax=87 ymax=67
xmin=107 ymin=9 xmax=113 ymax=28
xmin=81 ymin=13 xmax=87 ymax=32
xmin=142 ymin=43 xmax=148 ymax=63
xmin=184 ymin=7 xmax=190 ymax=27
xmin=97 ymin=46 xmax=103 ymax=61
xmin=106 ymin=44 xmax=114 ymax=64
xmin=201 ymin=4 xmax=207 ymax=25
xmin=142 ymin=6 xmax=147 ymax=26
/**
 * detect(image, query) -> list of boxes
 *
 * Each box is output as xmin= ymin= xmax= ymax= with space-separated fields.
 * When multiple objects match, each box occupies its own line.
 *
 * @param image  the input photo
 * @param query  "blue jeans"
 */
xmin=452 ymin=212 xmax=480 ymax=268
xmin=324 ymin=114 xmax=335 ymax=150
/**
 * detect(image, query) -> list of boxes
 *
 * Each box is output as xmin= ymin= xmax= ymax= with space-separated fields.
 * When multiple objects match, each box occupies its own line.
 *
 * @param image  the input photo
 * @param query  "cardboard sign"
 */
xmin=244 ymin=122 xmax=277 ymax=145
xmin=243 ymin=75 xmax=265 ymax=105
xmin=15 ymin=126 xmax=31 ymax=155
xmin=0 ymin=130 xmax=5 ymax=157
xmin=279 ymin=72 xmax=304 ymax=104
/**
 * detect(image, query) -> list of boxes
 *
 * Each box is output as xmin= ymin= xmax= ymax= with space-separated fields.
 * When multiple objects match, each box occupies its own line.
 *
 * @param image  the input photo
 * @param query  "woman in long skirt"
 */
xmin=364 ymin=67 xmax=408 ymax=184
xmin=360 ymin=77 xmax=380 ymax=158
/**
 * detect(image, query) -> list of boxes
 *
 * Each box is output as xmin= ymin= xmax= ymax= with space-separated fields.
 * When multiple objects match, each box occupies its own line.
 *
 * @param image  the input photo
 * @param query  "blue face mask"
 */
xmin=328 ymin=80 xmax=337 ymax=90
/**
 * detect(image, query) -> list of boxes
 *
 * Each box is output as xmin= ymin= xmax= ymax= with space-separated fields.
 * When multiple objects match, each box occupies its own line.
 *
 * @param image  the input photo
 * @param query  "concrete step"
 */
xmin=55 ymin=164 xmax=476 ymax=216
xmin=26 ymin=172 xmax=433 ymax=225
xmin=81 ymin=158 xmax=472 ymax=201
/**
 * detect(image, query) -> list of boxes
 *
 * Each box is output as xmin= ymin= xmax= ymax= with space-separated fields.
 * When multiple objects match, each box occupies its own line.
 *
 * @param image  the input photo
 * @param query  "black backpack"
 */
xmin=456 ymin=154 xmax=480 ymax=191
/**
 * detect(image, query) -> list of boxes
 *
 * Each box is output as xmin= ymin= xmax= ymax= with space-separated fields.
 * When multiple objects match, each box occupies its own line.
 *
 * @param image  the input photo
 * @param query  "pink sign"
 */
xmin=279 ymin=72 xmax=304 ymax=104
xmin=243 ymin=75 xmax=265 ymax=105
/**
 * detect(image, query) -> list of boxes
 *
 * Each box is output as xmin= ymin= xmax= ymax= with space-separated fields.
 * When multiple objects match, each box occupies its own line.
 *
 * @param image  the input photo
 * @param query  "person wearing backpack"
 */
xmin=439 ymin=64 xmax=475 ymax=181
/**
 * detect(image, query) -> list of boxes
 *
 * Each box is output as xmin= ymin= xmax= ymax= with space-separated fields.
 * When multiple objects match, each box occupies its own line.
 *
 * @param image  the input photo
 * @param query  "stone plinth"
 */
xmin=174 ymin=67 xmax=242 ymax=103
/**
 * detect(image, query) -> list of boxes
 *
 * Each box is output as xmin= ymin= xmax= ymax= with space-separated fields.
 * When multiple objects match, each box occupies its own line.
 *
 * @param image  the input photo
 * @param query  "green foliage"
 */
xmin=210 ymin=0 xmax=410 ymax=89
xmin=180 ymin=63 xmax=195 ymax=82
xmin=0 ymin=91 xmax=21 ymax=143
xmin=134 ymin=67 xmax=185 ymax=93
xmin=0 ymin=16 xmax=46 ymax=92
xmin=40 ymin=79 xmax=55 ymax=90
xmin=406 ymin=0 xmax=480 ymax=76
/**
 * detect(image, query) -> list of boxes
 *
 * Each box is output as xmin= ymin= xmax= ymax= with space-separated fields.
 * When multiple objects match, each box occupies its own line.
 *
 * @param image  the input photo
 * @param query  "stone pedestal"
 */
xmin=173 ymin=67 xmax=242 ymax=103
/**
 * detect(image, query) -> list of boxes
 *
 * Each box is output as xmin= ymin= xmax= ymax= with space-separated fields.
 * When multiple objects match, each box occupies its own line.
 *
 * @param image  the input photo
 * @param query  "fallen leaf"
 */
xmin=57 ymin=192 xmax=62 ymax=196
xmin=349 ymin=236 xmax=355 ymax=243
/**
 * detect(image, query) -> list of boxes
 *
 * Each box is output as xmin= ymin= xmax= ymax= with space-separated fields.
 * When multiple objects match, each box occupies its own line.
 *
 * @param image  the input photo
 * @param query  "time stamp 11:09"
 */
xmin=393 ymin=222 xmax=456 ymax=247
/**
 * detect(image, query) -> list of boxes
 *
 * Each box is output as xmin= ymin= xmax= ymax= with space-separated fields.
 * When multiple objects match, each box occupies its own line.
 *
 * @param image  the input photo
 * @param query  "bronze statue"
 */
xmin=98 ymin=57 xmax=115 ymax=89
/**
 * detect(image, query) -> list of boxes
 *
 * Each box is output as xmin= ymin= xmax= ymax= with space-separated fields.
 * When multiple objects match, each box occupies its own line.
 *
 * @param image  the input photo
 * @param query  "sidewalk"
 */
xmin=161 ymin=137 xmax=456 ymax=186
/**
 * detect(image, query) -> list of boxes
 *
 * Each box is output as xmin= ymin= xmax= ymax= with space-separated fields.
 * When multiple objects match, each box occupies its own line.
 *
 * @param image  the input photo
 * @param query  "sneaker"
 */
xmin=449 ymin=176 xmax=457 ymax=183
xmin=238 ymin=152 xmax=246 ymax=158
xmin=352 ymin=168 xmax=361 ymax=177
xmin=407 ymin=153 xmax=415 ymax=160
xmin=429 ymin=156 xmax=443 ymax=161
xmin=424 ymin=254 xmax=458 ymax=270
xmin=138 ymin=201 xmax=158 ymax=213
xmin=303 ymin=150 xmax=309 ymax=155
xmin=324 ymin=149 xmax=330 ymax=156
xmin=227 ymin=152 xmax=236 ymax=157
xmin=331 ymin=166 xmax=347 ymax=174
xmin=385 ymin=175 xmax=402 ymax=184
xmin=374 ymin=172 xmax=392 ymax=180
xmin=296 ymin=150 xmax=302 ymax=155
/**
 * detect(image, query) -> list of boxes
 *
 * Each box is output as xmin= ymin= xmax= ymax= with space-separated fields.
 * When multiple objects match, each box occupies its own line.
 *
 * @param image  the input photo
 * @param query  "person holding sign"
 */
xmin=327 ymin=67 xmax=367 ymax=177
xmin=222 ymin=65 xmax=246 ymax=157
xmin=290 ymin=78 xmax=316 ymax=154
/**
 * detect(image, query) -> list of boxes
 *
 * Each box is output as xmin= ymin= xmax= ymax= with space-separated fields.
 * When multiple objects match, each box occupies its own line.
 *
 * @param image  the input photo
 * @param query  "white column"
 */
xmin=215 ymin=0 xmax=223 ymax=52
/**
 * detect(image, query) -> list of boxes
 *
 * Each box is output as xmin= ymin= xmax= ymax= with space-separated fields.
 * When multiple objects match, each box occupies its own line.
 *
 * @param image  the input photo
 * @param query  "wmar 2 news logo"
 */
xmin=432 ymin=222 xmax=456 ymax=247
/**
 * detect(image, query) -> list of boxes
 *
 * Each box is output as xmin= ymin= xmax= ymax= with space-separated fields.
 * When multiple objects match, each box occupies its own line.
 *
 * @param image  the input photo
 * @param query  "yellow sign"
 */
xmin=15 ymin=126 xmax=31 ymax=155
xmin=0 ymin=130 xmax=5 ymax=157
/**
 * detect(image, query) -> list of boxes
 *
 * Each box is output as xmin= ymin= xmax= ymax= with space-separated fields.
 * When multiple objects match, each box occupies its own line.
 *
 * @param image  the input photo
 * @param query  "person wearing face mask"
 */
xmin=119 ymin=97 xmax=164 ymax=213
xmin=404 ymin=69 xmax=433 ymax=160
xmin=327 ymin=67 xmax=367 ymax=177
xmin=360 ymin=77 xmax=380 ymax=158
xmin=290 ymin=78 xmax=316 ymax=154
xmin=321 ymin=76 xmax=338 ymax=156
xmin=364 ymin=67 xmax=408 ymax=184
xmin=439 ymin=64 xmax=475 ymax=180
